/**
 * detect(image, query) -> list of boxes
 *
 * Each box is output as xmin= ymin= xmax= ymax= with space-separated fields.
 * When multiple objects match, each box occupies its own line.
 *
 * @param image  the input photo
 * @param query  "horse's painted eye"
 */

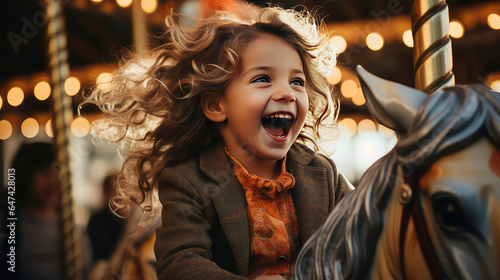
xmin=432 ymin=195 xmax=468 ymax=233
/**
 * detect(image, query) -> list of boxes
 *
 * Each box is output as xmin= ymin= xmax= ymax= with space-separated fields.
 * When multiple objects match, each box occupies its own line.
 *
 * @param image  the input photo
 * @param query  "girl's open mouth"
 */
xmin=261 ymin=113 xmax=294 ymax=138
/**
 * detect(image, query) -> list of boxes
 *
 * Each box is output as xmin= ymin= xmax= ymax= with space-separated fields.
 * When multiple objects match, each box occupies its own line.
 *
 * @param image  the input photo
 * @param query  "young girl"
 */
xmin=84 ymin=6 xmax=352 ymax=280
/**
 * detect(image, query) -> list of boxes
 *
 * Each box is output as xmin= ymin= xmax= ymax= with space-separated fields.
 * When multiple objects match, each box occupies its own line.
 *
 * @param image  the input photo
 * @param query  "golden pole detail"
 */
xmin=412 ymin=0 xmax=455 ymax=93
xmin=132 ymin=0 xmax=148 ymax=55
xmin=45 ymin=1 xmax=84 ymax=279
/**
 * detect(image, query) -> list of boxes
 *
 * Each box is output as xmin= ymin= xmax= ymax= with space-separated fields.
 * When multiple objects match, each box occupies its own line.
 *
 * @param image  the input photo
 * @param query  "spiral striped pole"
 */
xmin=411 ymin=0 xmax=455 ymax=93
xmin=45 ymin=1 xmax=84 ymax=279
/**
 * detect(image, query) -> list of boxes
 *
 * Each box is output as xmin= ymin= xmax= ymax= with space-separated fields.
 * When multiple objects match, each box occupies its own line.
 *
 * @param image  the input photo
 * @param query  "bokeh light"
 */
xmin=0 ymin=120 xmax=13 ymax=140
xmin=71 ymin=117 xmax=90 ymax=137
xmin=64 ymin=77 xmax=81 ymax=96
xmin=96 ymin=72 xmax=113 ymax=91
xmin=402 ymin=29 xmax=413 ymax=47
xmin=358 ymin=119 xmax=376 ymax=131
xmin=366 ymin=32 xmax=384 ymax=51
xmin=491 ymin=80 xmax=500 ymax=91
xmin=327 ymin=67 xmax=342 ymax=85
xmin=21 ymin=118 xmax=39 ymax=138
xmin=487 ymin=13 xmax=500 ymax=30
xmin=141 ymin=0 xmax=157 ymax=13
xmin=34 ymin=81 xmax=51 ymax=100
xmin=340 ymin=118 xmax=357 ymax=138
xmin=117 ymin=0 xmax=132 ymax=8
xmin=340 ymin=79 xmax=357 ymax=98
xmin=352 ymin=88 xmax=366 ymax=106
xmin=45 ymin=119 xmax=54 ymax=138
xmin=378 ymin=124 xmax=395 ymax=138
xmin=7 ymin=87 xmax=24 ymax=107
xmin=329 ymin=35 xmax=347 ymax=54
xmin=449 ymin=20 xmax=464 ymax=38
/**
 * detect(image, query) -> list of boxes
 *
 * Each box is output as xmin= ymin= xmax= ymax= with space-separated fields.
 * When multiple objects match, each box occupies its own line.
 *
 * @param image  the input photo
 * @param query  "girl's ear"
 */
xmin=202 ymin=95 xmax=227 ymax=123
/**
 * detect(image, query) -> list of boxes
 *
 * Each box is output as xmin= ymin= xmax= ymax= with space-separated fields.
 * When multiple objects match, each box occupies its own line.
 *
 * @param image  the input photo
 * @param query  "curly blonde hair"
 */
xmin=82 ymin=6 xmax=338 ymax=218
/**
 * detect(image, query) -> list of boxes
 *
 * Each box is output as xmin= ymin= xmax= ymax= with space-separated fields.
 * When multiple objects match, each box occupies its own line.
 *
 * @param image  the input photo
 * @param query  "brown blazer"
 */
xmin=154 ymin=141 xmax=352 ymax=280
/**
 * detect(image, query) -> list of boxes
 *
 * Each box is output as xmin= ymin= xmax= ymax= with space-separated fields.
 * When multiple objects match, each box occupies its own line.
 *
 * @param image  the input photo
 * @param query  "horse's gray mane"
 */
xmin=293 ymin=85 xmax=500 ymax=280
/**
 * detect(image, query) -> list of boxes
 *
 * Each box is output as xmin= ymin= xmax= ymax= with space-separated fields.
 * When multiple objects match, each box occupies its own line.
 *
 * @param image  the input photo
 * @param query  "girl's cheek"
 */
xmin=301 ymin=96 xmax=309 ymax=115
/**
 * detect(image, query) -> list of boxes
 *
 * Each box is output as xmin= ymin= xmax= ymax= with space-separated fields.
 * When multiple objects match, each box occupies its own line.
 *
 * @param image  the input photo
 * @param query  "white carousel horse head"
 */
xmin=293 ymin=66 xmax=500 ymax=280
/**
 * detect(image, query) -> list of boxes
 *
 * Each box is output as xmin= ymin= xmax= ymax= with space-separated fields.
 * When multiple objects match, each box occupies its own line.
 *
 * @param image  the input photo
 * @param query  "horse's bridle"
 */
xmin=398 ymin=176 xmax=448 ymax=280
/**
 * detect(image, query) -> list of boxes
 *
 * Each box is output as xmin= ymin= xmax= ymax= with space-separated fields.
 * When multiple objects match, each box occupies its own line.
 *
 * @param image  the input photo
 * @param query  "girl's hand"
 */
xmin=253 ymin=275 xmax=286 ymax=280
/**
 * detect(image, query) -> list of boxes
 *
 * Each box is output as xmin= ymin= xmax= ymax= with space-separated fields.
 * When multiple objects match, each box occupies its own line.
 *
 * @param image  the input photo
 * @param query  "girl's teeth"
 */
xmin=266 ymin=113 xmax=291 ymax=119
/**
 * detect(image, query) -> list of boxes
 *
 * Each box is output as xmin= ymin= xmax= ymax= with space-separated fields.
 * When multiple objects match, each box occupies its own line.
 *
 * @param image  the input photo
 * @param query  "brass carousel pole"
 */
xmin=132 ymin=0 xmax=148 ymax=55
xmin=412 ymin=0 xmax=455 ymax=93
xmin=45 ymin=1 xmax=84 ymax=279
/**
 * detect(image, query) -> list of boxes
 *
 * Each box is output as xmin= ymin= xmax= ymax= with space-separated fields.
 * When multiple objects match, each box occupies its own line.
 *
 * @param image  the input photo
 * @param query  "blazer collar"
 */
xmin=200 ymin=140 xmax=234 ymax=184
xmin=199 ymin=141 xmax=317 ymax=182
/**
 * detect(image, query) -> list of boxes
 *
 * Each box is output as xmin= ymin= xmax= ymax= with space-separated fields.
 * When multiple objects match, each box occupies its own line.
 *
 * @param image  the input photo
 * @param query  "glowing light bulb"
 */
xmin=45 ymin=119 xmax=54 ymax=138
xmin=141 ymin=0 xmax=157 ymax=13
xmin=340 ymin=118 xmax=357 ymax=138
xmin=96 ymin=72 xmax=113 ymax=91
xmin=402 ymin=29 xmax=413 ymax=47
xmin=327 ymin=67 xmax=342 ymax=85
xmin=449 ymin=20 xmax=464 ymax=38
xmin=71 ymin=117 xmax=90 ymax=137
xmin=366 ymin=32 xmax=384 ymax=51
xmin=34 ymin=81 xmax=51 ymax=100
xmin=378 ymin=124 xmax=395 ymax=138
xmin=352 ymin=88 xmax=366 ymax=106
xmin=64 ymin=77 xmax=81 ymax=96
xmin=21 ymin=118 xmax=39 ymax=138
xmin=0 ymin=120 xmax=13 ymax=140
xmin=117 ymin=0 xmax=132 ymax=8
xmin=340 ymin=79 xmax=357 ymax=98
xmin=7 ymin=87 xmax=24 ymax=107
xmin=329 ymin=36 xmax=347 ymax=54
xmin=491 ymin=80 xmax=500 ymax=91
xmin=358 ymin=119 xmax=376 ymax=131
xmin=487 ymin=13 xmax=500 ymax=30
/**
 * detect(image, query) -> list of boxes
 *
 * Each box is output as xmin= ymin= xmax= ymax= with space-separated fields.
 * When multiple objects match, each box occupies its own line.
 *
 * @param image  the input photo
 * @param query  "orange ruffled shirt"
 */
xmin=225 ymin=150 xmax=300 ymax=279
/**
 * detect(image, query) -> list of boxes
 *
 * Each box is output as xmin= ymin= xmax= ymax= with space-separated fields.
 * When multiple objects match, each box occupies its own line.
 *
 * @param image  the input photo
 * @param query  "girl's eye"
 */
xmin=251 ymin=75 xmax=270 ymax=83
xmin=290 ymin=78 xmax=305 ymax=87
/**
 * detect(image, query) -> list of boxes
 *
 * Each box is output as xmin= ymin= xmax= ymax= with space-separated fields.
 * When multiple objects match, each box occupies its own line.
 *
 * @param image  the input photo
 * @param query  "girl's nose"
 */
xmin=273 ymin=86 xmax=296 ymax=102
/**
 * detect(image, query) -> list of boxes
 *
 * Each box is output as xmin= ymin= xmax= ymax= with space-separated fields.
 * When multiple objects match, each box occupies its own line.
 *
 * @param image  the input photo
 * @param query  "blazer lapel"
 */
xmin=200 ymin=142 xmax=250 ymax=276
xmin=287 ymin=144 xmax=330 ymax=244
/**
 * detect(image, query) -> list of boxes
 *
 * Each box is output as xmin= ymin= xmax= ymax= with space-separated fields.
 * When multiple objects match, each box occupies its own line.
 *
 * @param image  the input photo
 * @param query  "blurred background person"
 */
xmin=87 ymin=173 xmax=126 ymax=263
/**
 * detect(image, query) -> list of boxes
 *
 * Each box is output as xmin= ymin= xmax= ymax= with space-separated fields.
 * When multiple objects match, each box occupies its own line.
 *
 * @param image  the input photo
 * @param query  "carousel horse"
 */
xmin=293 ymin=66 xmax=500 ymax=280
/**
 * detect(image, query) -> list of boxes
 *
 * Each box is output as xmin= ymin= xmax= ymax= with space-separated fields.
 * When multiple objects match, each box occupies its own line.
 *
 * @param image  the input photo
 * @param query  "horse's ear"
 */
xmin=356 ymin=65 xmax=428 ymax=134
